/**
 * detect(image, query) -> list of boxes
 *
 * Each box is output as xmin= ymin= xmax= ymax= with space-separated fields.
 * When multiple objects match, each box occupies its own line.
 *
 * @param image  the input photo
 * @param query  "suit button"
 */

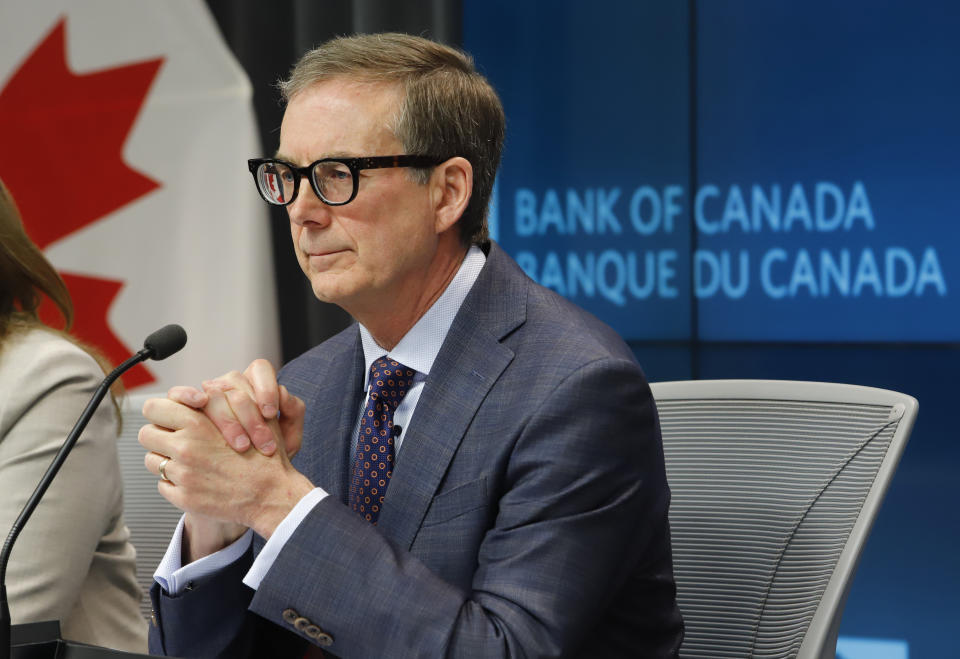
xmin=303 ymin=622 xmax=334 ymax=646
xmin=282 ymin=608 xmax=299 ymax=624
xmin=150 ymin=612 xmax=158 ymax=628
xmin=316 ymin=632 xmax=334 ymax=647
xmin=294 ymin=616 xmax=310 ymax=631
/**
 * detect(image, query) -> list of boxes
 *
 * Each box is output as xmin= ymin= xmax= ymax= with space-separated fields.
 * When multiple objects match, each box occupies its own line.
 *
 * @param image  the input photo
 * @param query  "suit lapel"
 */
xmin=377 ymin=244 xmax=528 ymax=548
xmin=292 ymin=330 xmax=364 ymax=504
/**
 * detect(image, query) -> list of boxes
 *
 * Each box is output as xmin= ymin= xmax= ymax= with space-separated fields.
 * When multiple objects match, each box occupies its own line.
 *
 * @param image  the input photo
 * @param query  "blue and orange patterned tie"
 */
xmin=349 ymin=356 xmax=415 ymax=524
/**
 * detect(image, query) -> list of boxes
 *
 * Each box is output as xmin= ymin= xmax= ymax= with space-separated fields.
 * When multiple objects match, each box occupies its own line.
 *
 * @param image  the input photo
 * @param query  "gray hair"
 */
xmin=279 ymin=33 xmax=505 ymax=246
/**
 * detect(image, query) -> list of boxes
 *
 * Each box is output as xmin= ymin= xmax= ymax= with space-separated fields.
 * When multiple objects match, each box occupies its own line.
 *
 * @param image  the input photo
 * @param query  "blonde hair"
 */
xmin=280 ymin=33 xmax=505 ymax=246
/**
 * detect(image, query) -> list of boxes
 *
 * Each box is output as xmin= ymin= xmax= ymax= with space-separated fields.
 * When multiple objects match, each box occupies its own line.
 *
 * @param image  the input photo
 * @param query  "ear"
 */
xmin=430 ymin=156 xmax=473 ymax=235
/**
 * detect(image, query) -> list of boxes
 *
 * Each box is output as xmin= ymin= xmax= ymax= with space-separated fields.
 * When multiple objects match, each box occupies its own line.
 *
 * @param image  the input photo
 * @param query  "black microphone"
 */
xmin=141 ymin=323 xmax=187 ymax=361
xmin=0 ymin=324 xmax=187 ymax=659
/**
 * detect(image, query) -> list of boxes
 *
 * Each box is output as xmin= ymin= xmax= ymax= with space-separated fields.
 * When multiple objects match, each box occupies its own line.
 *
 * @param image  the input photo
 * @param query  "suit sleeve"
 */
xmin=148 ymin=545 xmax=308 ymax=658
xmin=247 ymin=357 xmax=672 ymax=658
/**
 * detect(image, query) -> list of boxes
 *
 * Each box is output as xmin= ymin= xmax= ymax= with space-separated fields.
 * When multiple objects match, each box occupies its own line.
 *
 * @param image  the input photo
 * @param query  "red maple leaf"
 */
xmin=0 ymin=17 xmax=164 ymax=387
xmin=37 ymin=274 xmax=155 ymax=389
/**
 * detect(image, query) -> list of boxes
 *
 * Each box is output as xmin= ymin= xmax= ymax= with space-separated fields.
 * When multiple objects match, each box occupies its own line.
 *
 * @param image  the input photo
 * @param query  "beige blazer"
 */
xmin=0 ymin=327 xmax=147 ymax=652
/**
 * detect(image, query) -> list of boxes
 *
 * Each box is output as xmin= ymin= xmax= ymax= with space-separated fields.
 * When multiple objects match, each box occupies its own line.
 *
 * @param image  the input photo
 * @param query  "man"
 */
xmin=139 ymin=33 xmax=683 ymax=658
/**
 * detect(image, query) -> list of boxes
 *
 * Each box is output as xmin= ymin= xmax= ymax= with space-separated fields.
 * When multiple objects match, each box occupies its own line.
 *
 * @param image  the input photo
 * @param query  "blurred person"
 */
xmin=141 ymin=33 xmax=682 ymax=658
xmin=0 ymin=178 xmax=148 ymax=651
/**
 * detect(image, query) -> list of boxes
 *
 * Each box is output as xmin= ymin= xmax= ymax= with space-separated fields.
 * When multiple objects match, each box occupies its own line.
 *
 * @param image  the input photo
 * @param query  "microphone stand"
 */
xmin=0 ymin=324 xmax=185 ymax=659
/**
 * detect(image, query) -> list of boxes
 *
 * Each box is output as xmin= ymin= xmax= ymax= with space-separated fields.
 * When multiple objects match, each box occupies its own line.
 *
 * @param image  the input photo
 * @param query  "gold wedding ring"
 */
xmin=158 ymin=457 xmax=171 ymax=482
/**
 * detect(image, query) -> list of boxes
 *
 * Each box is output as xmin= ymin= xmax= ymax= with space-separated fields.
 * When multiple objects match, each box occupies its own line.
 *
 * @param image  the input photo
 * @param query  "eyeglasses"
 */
xmin=247 ymin=155 xmax=445 ymax=207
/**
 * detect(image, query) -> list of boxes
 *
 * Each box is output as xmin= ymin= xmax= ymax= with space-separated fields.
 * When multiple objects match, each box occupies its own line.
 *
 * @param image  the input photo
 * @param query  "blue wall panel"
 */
xmin=465 ymin=2 xmax=693 ymax=342
xmin=696 ymin=2 xmax=959 ymax=342
xmin=466 ymin=1 xmax=959 ymax=655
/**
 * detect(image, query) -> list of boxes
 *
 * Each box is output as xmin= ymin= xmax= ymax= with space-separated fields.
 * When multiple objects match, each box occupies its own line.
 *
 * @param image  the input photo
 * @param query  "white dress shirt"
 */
xmin=155 ymin=246 xmax=486 ymax=594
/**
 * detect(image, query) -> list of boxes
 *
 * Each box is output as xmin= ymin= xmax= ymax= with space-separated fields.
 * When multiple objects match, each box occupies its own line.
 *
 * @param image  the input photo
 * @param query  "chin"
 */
xmin=309 ymin=277 xmax=354 ymax=306
xmin=309 ymin=284 xmax=340 ymax=304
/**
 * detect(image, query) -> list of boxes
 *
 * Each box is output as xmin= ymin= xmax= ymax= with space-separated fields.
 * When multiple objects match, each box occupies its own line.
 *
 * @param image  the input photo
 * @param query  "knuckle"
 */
xmin=216 ymin=416 xmax=244 ymax=438
xmin=167 ymin=386 xmax=195 ymax=402
xmin=222 ymin=370 xmax=244 ymax=383
xmin=226 ymin=389 xmax=248 ymax=406
xmin=142 ymin=397 xmax=158 ymax=417
xmin=252 ymin=358 xmax=275 ymax=373
xmin=251 ymin=427 xmax=275 ymax=448
xmin=177 ymin=443 xmax=195 ymax=463
xmin=203 ymin=379 xmax=227 ymax=393
xmin=181 ymin=414 xmax=203 ymax=433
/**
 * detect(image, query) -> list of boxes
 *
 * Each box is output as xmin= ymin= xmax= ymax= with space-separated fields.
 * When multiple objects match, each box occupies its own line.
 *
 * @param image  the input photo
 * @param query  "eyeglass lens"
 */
xmin=255 ymin=161 xmax=356 ymax=205
xmin=313 ymin=162 xmax=355 ymax=203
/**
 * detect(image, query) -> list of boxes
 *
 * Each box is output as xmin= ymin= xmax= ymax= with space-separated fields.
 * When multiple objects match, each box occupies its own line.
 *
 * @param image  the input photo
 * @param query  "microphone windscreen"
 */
xmin=143 ymin=324 xmax=188 ymax=360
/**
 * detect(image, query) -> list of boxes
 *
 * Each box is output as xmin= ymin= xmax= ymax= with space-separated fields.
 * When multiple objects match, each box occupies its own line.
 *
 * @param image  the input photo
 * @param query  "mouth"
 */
xmin=303 ymin=248 xmax=350 ymax=270
xmin=301 ymin=244 xmax=347 ymax=257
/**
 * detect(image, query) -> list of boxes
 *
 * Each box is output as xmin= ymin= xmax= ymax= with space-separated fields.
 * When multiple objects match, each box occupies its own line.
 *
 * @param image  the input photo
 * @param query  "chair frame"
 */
xmin=650 ymin=380 xmax=917 ymax=659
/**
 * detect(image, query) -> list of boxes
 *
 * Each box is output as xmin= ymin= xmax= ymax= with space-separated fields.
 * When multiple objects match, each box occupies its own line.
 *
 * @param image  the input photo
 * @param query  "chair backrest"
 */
xmin=116 ymin=392 xmax=182 ymax=620
xmin=649 ymin=380 xmax=917 ymax=659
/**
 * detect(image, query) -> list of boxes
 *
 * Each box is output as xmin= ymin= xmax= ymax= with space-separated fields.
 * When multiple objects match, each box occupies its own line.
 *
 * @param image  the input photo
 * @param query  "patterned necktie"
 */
xmin=349 ymin=356 xmax=415 ymax=524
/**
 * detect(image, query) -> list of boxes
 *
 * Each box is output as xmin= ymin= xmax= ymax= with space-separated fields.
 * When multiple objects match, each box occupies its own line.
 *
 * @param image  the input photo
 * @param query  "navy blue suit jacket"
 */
xmin=150 ymin=242 xmax=683 ymax=658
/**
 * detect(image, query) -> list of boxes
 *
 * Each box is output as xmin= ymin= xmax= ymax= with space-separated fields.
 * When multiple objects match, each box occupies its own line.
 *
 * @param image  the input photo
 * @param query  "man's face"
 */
xmin=277 ymin=79 xmax=441 ymax=317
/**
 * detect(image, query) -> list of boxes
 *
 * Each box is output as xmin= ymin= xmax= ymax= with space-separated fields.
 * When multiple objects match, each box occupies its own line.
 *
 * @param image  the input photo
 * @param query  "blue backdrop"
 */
xmin=465 ymin=1 xmax=959 ymax=656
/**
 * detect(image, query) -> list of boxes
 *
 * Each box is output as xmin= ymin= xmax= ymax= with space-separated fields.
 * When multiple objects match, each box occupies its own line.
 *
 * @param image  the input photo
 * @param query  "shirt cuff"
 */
xmin=153 ymin=514 xmax=253 ymax=595
xmin=242 ymin=487 xmax=328 ymax=590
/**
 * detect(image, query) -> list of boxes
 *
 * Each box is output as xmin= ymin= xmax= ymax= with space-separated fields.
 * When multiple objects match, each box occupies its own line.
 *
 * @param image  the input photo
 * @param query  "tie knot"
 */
xmin=368 ymin=356 xmax=415 ymax=410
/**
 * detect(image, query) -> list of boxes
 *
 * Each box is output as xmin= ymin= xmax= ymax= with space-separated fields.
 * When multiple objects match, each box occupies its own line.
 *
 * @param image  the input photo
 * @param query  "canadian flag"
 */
xmin=0 ymin=2 xmax=281 ymax=391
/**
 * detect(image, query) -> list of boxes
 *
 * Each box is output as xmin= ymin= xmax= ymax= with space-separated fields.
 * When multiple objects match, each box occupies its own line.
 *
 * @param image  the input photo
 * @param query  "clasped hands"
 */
xmin=138 ymin=359 xmax=314 ymax=561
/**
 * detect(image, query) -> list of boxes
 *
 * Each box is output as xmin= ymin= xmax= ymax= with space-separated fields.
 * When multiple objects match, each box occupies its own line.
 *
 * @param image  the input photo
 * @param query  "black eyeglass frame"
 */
xmin=247 ymin=155 xmax=446 ymax=207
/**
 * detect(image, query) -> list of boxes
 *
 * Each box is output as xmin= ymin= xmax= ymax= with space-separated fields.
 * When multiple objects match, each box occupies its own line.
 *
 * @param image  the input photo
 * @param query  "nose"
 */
xmin=287 ymin=175 xmax=332 ymax=228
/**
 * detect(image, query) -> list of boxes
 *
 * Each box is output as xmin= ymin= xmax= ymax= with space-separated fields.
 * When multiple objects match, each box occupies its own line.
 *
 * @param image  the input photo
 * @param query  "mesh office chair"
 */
xmin=116 ymin=393 xmax=183 ymax=620
xmin=649 ymin=380 xmax=917 ymax=659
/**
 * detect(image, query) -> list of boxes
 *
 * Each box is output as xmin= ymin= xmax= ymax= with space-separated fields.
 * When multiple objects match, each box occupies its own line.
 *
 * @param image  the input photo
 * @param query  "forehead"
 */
xmin=278 ymin=79 xmax=403 ymax=162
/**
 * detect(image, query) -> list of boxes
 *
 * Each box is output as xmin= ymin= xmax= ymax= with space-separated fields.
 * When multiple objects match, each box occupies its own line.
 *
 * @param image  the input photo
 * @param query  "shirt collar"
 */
xmin=359 ymin=245 xmax=486 ymax=386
